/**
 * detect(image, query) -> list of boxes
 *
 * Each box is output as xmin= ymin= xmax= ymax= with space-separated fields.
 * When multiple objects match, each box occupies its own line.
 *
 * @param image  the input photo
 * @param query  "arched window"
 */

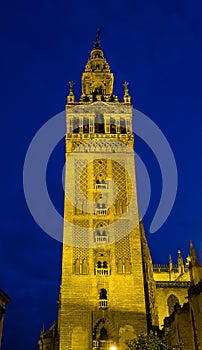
xmin=167 ymin=294 xmax=180 ymax=315
xmin=74 ymin=259 xmax=80 ymax=274
xmin=99 ymin=327 xmax=108 ymax=340
xmin=97 ymin=261 xmax=102 ymax=268
xmin=73 ymin=118 xmax=79 ymax=133
xmin=83 ymin=118 xmax=89 ymax=133
xmin=95 ymin=113 xmax=104 ymax=133
xmin=99 ymin=289 xmax=108 ymax=308
xmin=99 ymin=288 xmax=107 ymax=300
xmin=82 ymin=259 xmax=88 ymax=274
xmin=120 ymin=118 xmax=126 ymax=134
xmin=110 ymin=117 xmax=116 ymax=134
xmin=103 ymin=261 xmax=108 ymax=268
xmin=94 ymin=229 xmax=108 ymax=243
xmin=124 ymin=258 xmax=131 ymax=273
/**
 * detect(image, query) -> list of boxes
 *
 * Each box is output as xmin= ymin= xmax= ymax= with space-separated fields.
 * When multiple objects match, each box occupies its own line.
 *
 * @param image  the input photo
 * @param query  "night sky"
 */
xmin=1 ymin=0 xmax=202 ymax=349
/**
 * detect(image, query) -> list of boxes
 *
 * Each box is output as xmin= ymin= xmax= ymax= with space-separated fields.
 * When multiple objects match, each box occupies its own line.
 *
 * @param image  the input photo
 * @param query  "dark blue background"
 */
xmin=1 ymin=0 xmax=202 ymax=349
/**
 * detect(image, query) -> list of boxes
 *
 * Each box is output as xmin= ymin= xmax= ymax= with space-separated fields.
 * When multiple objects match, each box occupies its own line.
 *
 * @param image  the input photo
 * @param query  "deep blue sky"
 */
xmin=1 ymin=0 xmax=202 ymax=349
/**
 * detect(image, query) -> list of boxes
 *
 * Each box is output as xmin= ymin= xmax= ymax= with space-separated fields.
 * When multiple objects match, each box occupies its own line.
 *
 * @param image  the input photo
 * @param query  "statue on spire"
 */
xmin=123 ymin=81 xmax=131 ymax=104
xmin=94 ymin=29 xmax=101 ymax=48
xmin=67 ymin=81 xmax=75 ymax=104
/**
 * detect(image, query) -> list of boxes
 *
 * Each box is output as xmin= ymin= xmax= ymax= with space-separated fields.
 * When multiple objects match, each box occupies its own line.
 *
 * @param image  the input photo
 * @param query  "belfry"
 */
xmin=38 ymin=33 xmax=199 ymax=350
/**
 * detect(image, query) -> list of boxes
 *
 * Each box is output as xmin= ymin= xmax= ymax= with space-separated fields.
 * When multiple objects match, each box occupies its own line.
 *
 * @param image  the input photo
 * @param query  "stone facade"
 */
xmin=164 ymin=244 xmax=202 ymax=350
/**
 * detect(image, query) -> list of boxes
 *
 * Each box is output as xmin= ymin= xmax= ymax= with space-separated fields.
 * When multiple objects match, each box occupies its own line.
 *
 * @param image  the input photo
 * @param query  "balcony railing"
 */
xmin=98 ymin=299 xmax=108 ymax=309
xmin=93 ymin=340 xmax=115 ymax=349
xmin=95 ymin=236 xmax=108 ymax=243
xmin=95 ymin=208 xmax=107 ymax=215
xmin=95 ymin=183 xmax=108 ymax=190
xmin=95 ymin=268 xmax=110 ymax=276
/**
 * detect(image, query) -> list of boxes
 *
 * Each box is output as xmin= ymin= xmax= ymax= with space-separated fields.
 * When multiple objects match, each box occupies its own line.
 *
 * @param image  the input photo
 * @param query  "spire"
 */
xmin=190 ymin=240 xmax=199 ymax=266
xmin=94 ymin=29 xmax=101 ymax=48
xmin=123 ymin=81 xmax=131 ymax=104
xmin=81 ymin=36 xmax=114 ymax=103
xmin=169 ymin=254 xmax=173 ymax=271
xmin=67 ymin=81 xmax=75 ymax=104
xmin=177 ymin=250 xmax=184 ymax=274
xmin=40 ymin=324 xmax=45 ymax=337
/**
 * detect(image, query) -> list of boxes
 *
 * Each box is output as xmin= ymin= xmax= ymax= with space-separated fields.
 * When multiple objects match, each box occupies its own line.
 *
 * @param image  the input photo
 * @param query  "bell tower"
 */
xmin=59 ymin=32 xmax=148 ymax=350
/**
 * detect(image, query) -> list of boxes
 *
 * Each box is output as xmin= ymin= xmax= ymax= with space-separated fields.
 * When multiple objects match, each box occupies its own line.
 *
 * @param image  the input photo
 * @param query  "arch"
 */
xmin=167 ymin=294 xmax=180 ymax=315
xmin=93 ymin=318 xmax=117 ymax=344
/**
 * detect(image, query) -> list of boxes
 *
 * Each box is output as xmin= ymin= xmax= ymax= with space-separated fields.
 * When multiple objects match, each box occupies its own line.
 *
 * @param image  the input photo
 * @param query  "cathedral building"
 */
xmin=38 ymin=34 xmax=201 ymax=350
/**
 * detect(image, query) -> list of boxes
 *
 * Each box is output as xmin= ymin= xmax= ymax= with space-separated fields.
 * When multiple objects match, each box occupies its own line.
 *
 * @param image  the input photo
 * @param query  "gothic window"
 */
xmin=167 ymin=294 xmax=180 ymax=315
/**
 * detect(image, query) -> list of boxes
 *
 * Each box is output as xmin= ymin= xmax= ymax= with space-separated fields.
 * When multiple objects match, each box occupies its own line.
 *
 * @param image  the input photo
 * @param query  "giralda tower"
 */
xmin=59 ymin=33 xmax=149 ymax=350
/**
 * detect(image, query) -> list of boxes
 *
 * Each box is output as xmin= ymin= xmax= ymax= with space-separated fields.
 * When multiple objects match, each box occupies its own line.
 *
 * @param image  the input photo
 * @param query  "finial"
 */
xmin=178 ymin=250 xmax=184 ymax=274
xmin=123 ymin=81 xmax=131 ymax=104
xmin=169 ymin=254 xmax=173 ymax=271
xmin=67 ymin=81 xmax=75 ymax=104
xmin=40 ymin=324 xmax=45 ymax=336
xmin=94 ymin=29 xmax=101 ymax=48
xmin=69 ymin=81 xmax=74 ymax=91
xmin=190 ymin=240 xmax=199 ymax=266
xmin=123 ymin=81 xmax=129 ymax=90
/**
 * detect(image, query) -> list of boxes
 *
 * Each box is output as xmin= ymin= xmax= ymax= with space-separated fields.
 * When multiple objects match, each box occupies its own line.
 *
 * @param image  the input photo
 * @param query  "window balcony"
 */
xmin=93 ymin=340 xmax=115 ymax=349
xmin=95 ymin=208 xmax=107 ymax=215
xmin=98 ymin=299 xmax=108 ymax=309
xmin=95 ymin=236 xmax=108 ymax=243
xmin=95 ymin=268 xmax=110 ymax=276
xmin=95 ymin=183 xmax=108 ymax=190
